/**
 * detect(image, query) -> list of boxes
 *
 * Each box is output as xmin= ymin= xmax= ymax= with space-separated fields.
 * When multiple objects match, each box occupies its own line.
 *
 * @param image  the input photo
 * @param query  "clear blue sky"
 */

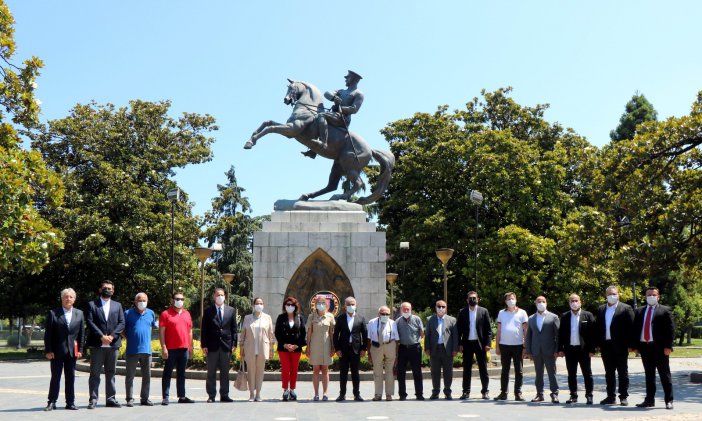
xmin=10 ymin=0 xmax=702 ymax=218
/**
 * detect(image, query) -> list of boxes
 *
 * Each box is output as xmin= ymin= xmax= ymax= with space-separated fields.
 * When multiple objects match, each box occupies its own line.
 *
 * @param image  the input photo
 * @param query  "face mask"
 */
xmin=536 ymin=302 xmax=547 ymax=312
xmin=646 ymin=296 xmax=658 ymax=306
xmin=285 ymin=305 xmax=296 ymax=314
xmin=101 ymin=288 xmax=113 ymax=298
xmin=174 ymin=299 xmax=184 ymax=309
xmin=215 ymin=296 xmax=225 ymax=305
xmin=436 ymin=307 xmax=445 ymax=316
xmin=402 ymin=311 xmax=411 ymax=319
xmin=316 ymin=304 xmax=326 ymax=312
xmin=570 ymin=302 xmax=581 ymax=311
xmin=346 ymin=305 xmax=356 ymax=314
xmin=506 ymin=299 xmax=516 ymax=308
xmin=380 ymin=315 xmax=390 ymax=323
xmin=468 ymin=298 xmax=478 ymax=306
xmin=254 ymin=304 xmax=264 ymax=313
xmin=136 ymin=302 xmax=147 ymax=311
xmin=607 ymin=294 xmax=619 ymax=305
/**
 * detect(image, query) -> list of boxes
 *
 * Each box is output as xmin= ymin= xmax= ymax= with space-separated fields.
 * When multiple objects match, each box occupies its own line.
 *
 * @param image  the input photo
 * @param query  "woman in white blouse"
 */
xmin=240 ymin=297 xmax=274 ymax=401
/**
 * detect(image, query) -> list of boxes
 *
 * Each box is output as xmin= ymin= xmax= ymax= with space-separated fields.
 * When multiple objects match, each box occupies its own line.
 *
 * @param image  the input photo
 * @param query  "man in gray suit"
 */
xmin=525 ymin=296 xmax=560 ymax=403
xmin=424 ymin=299 xmax=459 ymax=400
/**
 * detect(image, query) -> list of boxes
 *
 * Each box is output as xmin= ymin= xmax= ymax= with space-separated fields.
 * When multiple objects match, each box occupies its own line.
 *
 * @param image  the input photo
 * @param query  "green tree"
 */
xmin=203 ymin=166 xmax=262 ymax=315
xmin=610 ymin=92 xmax=658 ymax=142
xmin=21 ymin=100 xmax=217 ymax=312
xmin=0 ymin=1 xmax=63 ymax=278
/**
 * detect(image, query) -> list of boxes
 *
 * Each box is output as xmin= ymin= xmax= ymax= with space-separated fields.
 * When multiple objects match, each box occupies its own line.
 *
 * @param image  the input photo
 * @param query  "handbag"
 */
xmin=234 ymin=359 xmax=248 ymax=391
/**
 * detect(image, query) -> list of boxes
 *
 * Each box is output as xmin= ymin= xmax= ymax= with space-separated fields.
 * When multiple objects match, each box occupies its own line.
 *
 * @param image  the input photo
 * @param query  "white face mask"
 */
xmin=646 ymin=295 xmax=658 ymax=306
xmin=402 ymin=311 xmax=411 ymax=319
xmin=536 ymin=302 xmax=547 ymax=312
xmin=346 ymin=305 xmax=356 ymax=314
xmin=506 ymin=299 xmax=516 ymax=308
xmin=316 ymin=303 xmax=326 ymax=312
xmin=607 ymin=294 xmax=619 ymax=305
xmin=215 ymin=296 xmax=225 ymax=305
xmin=285 ymin=305 xmax=296 ymax=314
xmin=136 ymin=302 xmax=147 ymax=311
xmin=254 ymin=304 xmax=264 ymax=313
xmin=570 ymin=302 xmax=581 ymax=311
xmin=174 ymin=299 xmax=184 ymax=309
xmin=379 ymin=315 xmax=390 ymax=323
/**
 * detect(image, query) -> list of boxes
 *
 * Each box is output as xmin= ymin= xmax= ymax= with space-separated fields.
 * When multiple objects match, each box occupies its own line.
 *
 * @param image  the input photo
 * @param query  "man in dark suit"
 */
xmin=85 ymin=280 xmax=125 ymax=409
xmin=632 ymin=287 xmax=675 ymax=410
xmin=594 ymin=285 xmax=634 ymax=406
xmin=558 ymin=294 xmax=595 ymax=405
xmin=425 ymin=299 xmax=459 ymax=400
xmin=44 ymin=288 xmax=84 ymax=411
xmin=333 ymin=296 xmax=368 ymax=401
xmin=201 ymin=288 xmax=238 ymax=403
xmin=456 ymin=291 xmax=492 ymax=400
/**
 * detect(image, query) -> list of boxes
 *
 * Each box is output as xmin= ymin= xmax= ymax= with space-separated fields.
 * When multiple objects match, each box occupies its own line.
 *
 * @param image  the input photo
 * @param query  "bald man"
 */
xmin=123 ymin=293 xmax=156 ymax=406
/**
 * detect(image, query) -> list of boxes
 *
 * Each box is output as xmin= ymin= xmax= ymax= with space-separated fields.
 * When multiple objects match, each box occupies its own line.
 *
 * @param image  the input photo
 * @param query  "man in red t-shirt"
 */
xmin=159 ymin=291 xmax=194 ymax=405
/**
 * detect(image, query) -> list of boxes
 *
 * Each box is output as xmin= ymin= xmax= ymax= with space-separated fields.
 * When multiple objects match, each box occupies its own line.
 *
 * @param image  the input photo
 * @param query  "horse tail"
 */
xmin=355 ymin=148 xmax=395 ymax=205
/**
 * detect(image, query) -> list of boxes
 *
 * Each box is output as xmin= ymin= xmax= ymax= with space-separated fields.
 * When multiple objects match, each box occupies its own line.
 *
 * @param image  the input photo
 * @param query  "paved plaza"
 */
xmin=0 ymin=357 xmax=700 ymax=421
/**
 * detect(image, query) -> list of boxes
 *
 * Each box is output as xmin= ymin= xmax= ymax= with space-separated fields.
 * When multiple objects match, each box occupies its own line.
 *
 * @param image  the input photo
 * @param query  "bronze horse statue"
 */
xmin=243 ymin=80 xmax=394 ymax=205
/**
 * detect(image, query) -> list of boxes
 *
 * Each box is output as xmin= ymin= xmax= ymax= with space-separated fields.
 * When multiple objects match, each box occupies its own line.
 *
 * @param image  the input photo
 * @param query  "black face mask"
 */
xmin=468 ymin=298 xmax=478 ymax=306
xmin=101 ymin=288 xmax=113 ymax=298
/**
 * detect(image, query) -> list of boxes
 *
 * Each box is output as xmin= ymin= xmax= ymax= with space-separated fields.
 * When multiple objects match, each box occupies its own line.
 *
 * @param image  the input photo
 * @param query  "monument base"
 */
xmin=253 ymin=207 xmax=386 ymax=322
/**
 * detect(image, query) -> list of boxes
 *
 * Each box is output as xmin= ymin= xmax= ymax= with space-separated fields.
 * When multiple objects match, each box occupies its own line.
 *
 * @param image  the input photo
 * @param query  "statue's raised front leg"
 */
xmin=244 ymin=120 xmax=280 ymax=149
xmin=244 ymin=120 xmax=307 ymax=149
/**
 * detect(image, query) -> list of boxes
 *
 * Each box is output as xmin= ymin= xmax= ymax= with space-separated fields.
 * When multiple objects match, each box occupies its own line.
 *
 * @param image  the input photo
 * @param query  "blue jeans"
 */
xmin=162 ymin=348 xmax=188 ymax=399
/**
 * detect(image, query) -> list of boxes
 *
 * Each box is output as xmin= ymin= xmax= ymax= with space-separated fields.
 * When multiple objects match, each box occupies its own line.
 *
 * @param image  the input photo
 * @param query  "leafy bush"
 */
xmin=7 ymin=334 xmax=29 ymax=347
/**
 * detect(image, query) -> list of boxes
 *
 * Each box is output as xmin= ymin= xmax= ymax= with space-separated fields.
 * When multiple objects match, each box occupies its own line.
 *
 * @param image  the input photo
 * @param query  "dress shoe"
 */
xmin=354 ymin=394 xmax=364 ymax=402
xmin=399 ymin=395 xmax=407 ymax=401
xmin=600 ymin=397 xmax=616 ymax=405
xmin=550 ymin=393 xmax=559 ymax=404
xmin=87 ymin=401 xmax=96 ymax=409
xmin=566 ymin=396 xmax=578 ymax=404
xmin=283 ymin=390 xmax=290 ymax=401
xmin=106 ymin=400 xmax=121 ymax=408
xmin=586 ymin=396 xmax=593 ymax=405
xmin=372 ymin=395 xmax=382 ymax=401
xmin=531 ymin=394 xmax=544 ymax=402
xmin=207 ymin=398 xmax=215 ymax=403
xmin=416 ymin=395 xmax=425 ymax=401
xmin=65 ymin=404 xmax=78 ymax=410
xmin=335 ymin=394 xmax=346 ymax=402
xmin=444 ymin=394 xmax=452 ymax=400
xmin=125 ymin=399 xmax=134 ymax=407
xmin=289 ymin=391 xmax=297 ymax=401
xmin=44 ymin=402 xmax=56 ymax=411
xmin=636 ymin=400 xmax=654 ymax=408
xmin=221 ymin=396 xmax=234 ymax=403
xmin=665 ymin=401 xmax=673 ymax=410
xmin=140 ymin=400 xmax=154 ymax=406
xmin=178 ymin=397 xmax=194 ymax=403
xmin=459 ymin=392 xmax=469 ymax=400
xmin=620 ymin=398 xmax=629 ymax=406
xmin=514 ymin=393 xmax=525 ymax=401
xmin=161 ymin=398 xmax=169 ymax=406
xmin=481 ymin=392 xmax=490 ymax=400
xmin=429 ymin=393 xmax=440 ymax=400
xmin=386 ymin=395 xmax=393 ymax=401
xmin=494 ymin=392 xmax=508 ymax=401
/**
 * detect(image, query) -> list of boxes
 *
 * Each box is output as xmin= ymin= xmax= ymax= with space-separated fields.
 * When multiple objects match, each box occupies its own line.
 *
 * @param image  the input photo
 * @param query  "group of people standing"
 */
xmin=43 ymin=281 xmax=675 ymax=411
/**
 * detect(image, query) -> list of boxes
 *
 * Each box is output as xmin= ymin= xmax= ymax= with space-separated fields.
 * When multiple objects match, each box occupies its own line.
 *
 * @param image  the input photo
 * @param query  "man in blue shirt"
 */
xmin=123 ymin=292 xmax=156 ymax=406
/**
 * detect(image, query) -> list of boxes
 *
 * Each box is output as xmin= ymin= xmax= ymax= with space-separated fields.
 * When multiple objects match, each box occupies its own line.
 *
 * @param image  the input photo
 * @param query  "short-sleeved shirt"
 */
xmin=125 ymin=308 xmax=156 ymax=355
xmin=497 ymin=308 xmax=528 ymax=346
xmin=396 ymin=314 xmax=424 ymax=346
xmin=159 ymin=308 xmax=192 ymax=350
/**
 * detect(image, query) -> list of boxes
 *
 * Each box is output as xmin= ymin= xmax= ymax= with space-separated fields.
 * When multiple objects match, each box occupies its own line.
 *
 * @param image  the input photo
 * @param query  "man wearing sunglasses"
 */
xmin=425 ymin=300 xmax=458 ymax=400
xmin=367 ymin=306 xmax=400 ymax=401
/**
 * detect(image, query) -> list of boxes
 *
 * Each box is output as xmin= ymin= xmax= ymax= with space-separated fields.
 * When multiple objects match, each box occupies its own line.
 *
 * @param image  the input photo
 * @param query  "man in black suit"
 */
xmin=86 ymin=280 xmax=125 ymax=409
xmin=456 ymin=291 xmax=492 ymax=400
xmin=44 ymin=288 xmax=84 ymax=411
xmin=333 ymin=296 xmax=368 ymax=401
xmin=558 ymin=294 xmax=595 ymax=405
xmin=594 ymin=285 xmax=634 ymax=406
xmin=632 ymin=287 xmax=675 ymax=410
xmin=201 ymin=288 xmax=238 ymax=403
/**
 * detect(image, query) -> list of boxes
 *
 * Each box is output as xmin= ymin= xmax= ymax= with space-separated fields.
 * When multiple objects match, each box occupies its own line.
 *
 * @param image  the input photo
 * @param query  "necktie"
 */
xmin=218 ymin=307 xmax=222 ymax=323
xmin=643 ymin=307 xmax=653 ymax=342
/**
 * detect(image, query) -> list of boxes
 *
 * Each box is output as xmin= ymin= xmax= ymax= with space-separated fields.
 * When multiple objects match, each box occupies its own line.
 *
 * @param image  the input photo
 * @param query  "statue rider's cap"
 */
xmin=346 ymin=70 xmax=362 ymax=81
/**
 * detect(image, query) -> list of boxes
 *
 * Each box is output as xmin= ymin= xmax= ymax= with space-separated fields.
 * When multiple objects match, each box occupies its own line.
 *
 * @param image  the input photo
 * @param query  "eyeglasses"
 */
xmin=436 ymin=306 xmax=446 ymax=309
xmin=379 ymin=313 xmax=390 ymax=316
xmin=174 ymin=299 xmax=184 ymax=302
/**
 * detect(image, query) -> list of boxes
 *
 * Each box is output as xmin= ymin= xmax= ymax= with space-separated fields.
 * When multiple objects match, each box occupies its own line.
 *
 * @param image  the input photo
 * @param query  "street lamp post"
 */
xmin=223 ymin=273 xmax=235 ymax=306
xmin=470 ymin=190 xmax=483 ymax=290
xmin=167 ymin=189 xmax=180 ymax=295
xmin=194 ymin=247 xmax=214 ymax=326
xmin=435 ymin=248 xmax=454 ymax=303
xmin=399 ymin=241 xmax=409 ymax=281
xmin=386 ymin=273 xmax=398 ymax=311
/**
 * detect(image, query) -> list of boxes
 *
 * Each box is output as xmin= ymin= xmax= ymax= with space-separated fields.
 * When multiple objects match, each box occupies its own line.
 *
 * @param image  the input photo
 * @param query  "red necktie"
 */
xmin=643 ymin=306 xmax=653 ymax=342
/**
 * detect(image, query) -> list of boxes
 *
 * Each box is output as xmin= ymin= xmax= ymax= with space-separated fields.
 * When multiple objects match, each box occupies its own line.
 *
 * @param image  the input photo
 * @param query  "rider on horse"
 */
xmin=302 ymin=70 xmax=364 ymax=159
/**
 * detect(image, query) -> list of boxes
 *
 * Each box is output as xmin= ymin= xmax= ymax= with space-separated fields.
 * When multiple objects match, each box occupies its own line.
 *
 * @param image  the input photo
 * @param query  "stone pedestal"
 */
xmin=253 ymin=208 xmax=386 ymax=322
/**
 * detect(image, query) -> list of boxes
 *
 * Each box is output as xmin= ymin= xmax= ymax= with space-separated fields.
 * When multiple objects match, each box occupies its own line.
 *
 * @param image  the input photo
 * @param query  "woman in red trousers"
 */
xmin=274 ymin=296 xmax=307 ymax=401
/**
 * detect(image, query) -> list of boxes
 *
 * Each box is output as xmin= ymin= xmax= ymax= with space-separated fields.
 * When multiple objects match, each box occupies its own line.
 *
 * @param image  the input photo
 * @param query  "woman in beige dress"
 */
xmin=240 ymin=297 xmax=274 ymax=401
xmin=306 ymin=295 xmax=335 ymax=401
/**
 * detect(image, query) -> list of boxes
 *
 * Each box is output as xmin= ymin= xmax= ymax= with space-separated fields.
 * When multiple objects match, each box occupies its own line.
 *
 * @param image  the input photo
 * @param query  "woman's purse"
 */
xmin=234 ymin=359 xmax=248 ymax=391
